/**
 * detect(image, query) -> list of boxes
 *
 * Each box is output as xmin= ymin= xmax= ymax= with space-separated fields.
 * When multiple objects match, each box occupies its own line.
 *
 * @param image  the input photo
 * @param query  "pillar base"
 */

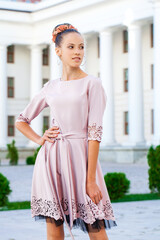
xmin=99 ymin=145 xmax=149 ymax=164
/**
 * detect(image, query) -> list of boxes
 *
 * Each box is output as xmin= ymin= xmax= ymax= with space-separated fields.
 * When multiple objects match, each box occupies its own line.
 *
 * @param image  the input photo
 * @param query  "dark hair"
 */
xmin=52 ymin=23 xmax=81 ymax=47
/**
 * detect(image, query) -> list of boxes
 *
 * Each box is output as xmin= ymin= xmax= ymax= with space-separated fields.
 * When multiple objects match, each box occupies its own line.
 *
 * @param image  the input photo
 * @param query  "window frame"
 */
xmin=124 ymin=68 xmax=128 ymax=92
xmin=151 ymin=64 xmax=154 ymax=89
xmin=8 ymin=116 xmax=15 ymax=137
xmin=8 ymin=77 xmax=14 ymax=98
xmin=97 ymin=36 xmax=100 ymax=58
xmin=42 ymin=78 xmax=49 ymax=87
xmin=43 ymin=116 xmax=49 ymax=133
xmin=7 ymin=45 xmax=14 ymax=63
xmin=151 ymin=109 xmax=154 ymax=134
xmin=124 ymin=111 xmax=129 ymax=135
xmin=42 ymin=46 xmax=49 ymax=66
xmin=151 ymin=23 xmax=154 ymax=48
xmin=123 ymin=30 xmax=128 ymax=53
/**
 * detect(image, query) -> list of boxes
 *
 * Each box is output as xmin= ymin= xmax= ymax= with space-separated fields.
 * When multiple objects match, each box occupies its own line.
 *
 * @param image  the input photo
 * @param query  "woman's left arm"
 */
xmin=86 ymin=140 xmax=103 ymax=205
xmin=86 ymin=78 xmax=107 ymax=205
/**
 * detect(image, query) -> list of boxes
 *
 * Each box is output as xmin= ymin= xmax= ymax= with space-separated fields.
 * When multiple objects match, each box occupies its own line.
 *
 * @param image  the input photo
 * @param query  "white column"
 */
xmin=99 ymin=31 xmax=116 ymax=146
xmin=153 ymin=1 xmax=160 ymax=145
xmin=128 ymin=24 xmax=145 ymax=145
xmin=28 ymin=45 xmax=43 ymax=147
xmin=50 ymin=43 xmax=61 ymax=80
xmin=0 ymin=45 xmax=7 ymax=148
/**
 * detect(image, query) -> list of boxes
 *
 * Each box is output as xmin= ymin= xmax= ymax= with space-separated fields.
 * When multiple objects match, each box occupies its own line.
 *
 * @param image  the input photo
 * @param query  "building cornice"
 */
xmin=0 ymin=0 xmax=107 ymax=23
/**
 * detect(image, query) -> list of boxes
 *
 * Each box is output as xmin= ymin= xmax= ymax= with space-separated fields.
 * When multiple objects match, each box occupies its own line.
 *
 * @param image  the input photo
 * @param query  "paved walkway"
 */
xmin=0 ymin=200 xmax=160 ymax=240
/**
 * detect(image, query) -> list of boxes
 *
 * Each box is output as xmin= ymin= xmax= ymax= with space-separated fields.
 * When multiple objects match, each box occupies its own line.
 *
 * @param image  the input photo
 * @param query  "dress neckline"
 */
xmin=59 ymin=74 xmax=89 ymax=83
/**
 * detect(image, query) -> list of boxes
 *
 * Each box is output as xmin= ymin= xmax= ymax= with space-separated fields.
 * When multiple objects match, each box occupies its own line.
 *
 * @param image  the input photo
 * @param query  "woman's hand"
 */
xmin=37 ymin=126 xmax=60 ymax=146
xmin=86 ymin=180 xmax=103 ymax=205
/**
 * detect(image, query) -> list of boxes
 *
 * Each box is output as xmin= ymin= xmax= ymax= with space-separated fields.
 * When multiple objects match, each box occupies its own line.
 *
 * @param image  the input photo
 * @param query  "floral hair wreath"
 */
xmin=52 ymin=24 xmax=78 ymax=43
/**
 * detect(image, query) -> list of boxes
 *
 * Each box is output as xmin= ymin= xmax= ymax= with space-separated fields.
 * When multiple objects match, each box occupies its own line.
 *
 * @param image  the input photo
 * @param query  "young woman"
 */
xmin=15 ymin=23 xmax=117 ymax=240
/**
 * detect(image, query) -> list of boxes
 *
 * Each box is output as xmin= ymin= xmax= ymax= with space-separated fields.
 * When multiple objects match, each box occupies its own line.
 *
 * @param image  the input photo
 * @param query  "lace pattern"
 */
xmin=31 ymin=196 xmax=115 ymax=224
xmin=88 ymin=123 xmax=103 ymax=142
xmin=16 ymin=113 xmax=31 ymax=125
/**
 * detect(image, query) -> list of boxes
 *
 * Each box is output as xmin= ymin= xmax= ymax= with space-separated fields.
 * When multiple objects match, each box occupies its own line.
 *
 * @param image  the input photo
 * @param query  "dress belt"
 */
xmin=51 ymin=131 xmax=87 ymax=240
xmin=54 ymin=131 xmax=87 ymax=140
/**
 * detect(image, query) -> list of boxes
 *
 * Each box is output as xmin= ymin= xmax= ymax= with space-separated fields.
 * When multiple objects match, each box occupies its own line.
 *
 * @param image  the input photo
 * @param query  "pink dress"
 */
xmin=15 ymin=74 xmax=117 ymax=239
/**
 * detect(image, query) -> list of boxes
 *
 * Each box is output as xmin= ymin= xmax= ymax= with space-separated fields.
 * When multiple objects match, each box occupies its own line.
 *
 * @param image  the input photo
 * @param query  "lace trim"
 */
xmin=16 ymin=113 xmax=31 ymax=125
xmin=31 ymin=196 xmax=115 ymax=224
xmin=88 ymin=123 xmax=103 ymax=142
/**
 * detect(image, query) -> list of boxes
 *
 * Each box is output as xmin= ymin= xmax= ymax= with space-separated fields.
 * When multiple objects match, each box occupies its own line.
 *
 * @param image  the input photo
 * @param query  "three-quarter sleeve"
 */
xmin=87 ymin=78 xmax=107 ymax=142
xmin=15 ymin=81 xmax=50 ymax=125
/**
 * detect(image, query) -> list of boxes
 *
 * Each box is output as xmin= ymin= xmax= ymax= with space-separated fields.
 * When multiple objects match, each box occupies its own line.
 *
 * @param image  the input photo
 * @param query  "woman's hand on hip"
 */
xmin=37 ymin=126 xmax=60 ymax=145
xmin=86 ymin=180 xmax=103 ymax=205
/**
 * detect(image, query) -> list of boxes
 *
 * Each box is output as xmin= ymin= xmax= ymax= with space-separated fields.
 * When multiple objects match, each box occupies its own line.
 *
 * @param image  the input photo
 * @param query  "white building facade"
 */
xmin=0 ymin=0 xmax=159 ymax=163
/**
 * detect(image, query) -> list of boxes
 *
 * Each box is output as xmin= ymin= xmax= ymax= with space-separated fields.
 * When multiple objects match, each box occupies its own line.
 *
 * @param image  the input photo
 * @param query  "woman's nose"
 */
xmin=74 ymin=48 xmax=81 ymax=55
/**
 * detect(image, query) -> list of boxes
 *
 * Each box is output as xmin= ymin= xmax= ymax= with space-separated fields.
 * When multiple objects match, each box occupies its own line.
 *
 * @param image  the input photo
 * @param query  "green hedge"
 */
xmin=26 ymin=145 xmax=42 ymax=165
xmin=6 ymin=139 xmax=19 ymax=165
xmin=104 ymin=172 xmax=130 ymax=200
xmin=0 ymin=173 xmax=12 ymax=207
xmin=147 ymin=145 xmax=160 ymax=194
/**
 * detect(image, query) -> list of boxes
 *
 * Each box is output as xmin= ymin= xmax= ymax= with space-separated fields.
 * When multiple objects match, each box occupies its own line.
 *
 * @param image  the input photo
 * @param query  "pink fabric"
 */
xmin=16 ymin=75 xmax=116 ymax=239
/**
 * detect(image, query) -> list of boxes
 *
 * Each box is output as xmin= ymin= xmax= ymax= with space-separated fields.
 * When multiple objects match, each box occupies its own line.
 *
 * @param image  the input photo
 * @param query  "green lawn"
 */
xmin=0 ymin=193 xmax=160 ymax=211
xmin=111 ymin=192 xmax=160 ymax=202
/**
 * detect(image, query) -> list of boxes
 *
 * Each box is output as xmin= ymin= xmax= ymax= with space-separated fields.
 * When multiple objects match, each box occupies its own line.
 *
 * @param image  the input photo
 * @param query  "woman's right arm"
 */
xmin=15 ymin=122 xmax=60 ymax=146
xmin=15 ymin=81 xmax=60 ymax=145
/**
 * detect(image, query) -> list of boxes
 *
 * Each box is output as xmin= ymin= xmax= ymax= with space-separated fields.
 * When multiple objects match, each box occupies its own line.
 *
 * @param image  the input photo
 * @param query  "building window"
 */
xmin=124 ymin=68 xmax=128 ymax=92
xmin=124 ymin=111 xmax=129 ymax=135
xmin=8 ymin=77 xmax=14 ymax=98
xmin=7 ymin=45 xmax=14 ymax=63
xmin=8 ymin=116 xmax=15 ymax=136
xmin=98 ymin=36 xmax=100 ymax=58
xmin=151 ymin=23 xmax=154 ymax=48
xmin=123 ymin=30 xmax=128 ymax=53
xmin=151 ymin=64 xmax=154 ymax=89
xmin=151 ymin=109 xmax=154 ymax=134
xmin=42 ymin=78 xmax=49 ymax=87
xmin=43 ymin=116 xmax=49 ymax=133
xmin=42 ymin=46 xmax=49 ymax=66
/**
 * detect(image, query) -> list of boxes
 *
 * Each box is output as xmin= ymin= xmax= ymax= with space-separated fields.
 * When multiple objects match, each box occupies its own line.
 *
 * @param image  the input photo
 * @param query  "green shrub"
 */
xmin=26 ymin=156 xmax=35 ymax=165
xmin=26 ymin=145 xmax=42 ymax=165
xmin=0 ymin=173 xmax=12 ymax=206
xmin=6 ymin=139 xmax=19 ymax=165
xmin=147 ymin=145 xmax=160 ymax=194
xmin=104 ymin=172 xmax=130 ymax=200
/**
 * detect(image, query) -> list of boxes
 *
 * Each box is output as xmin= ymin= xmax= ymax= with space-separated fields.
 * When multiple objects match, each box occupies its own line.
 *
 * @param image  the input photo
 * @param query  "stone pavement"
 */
xmin=0 ymin=200 xmax=160 ymax=240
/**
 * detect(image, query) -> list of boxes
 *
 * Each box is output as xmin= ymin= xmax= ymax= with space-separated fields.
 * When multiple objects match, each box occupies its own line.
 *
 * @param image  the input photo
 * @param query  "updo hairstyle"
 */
xmin=52 ymin=23 xmax=81 ymax=47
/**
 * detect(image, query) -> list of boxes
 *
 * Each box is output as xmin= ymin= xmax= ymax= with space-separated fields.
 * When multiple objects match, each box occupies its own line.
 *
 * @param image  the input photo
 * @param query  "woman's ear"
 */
xmin=55 ymin=47 xmax=61 ymax=58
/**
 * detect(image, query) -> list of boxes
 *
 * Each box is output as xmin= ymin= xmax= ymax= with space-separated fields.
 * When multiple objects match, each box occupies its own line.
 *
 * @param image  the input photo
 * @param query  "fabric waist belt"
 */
xmin=50 ymin=130 xmax=88 ymax=240
xmin=54 ymin=131 xmax=87 ymax=140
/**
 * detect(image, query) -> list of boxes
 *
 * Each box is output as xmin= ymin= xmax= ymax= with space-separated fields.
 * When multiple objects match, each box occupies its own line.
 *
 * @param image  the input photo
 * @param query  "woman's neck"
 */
xmin=61 ymin=67 xmax=86 ymax=81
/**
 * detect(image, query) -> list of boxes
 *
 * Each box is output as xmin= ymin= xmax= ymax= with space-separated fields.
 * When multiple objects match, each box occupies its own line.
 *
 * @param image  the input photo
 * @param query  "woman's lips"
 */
xmin=72 ymin=57 xmax=81 ymax=62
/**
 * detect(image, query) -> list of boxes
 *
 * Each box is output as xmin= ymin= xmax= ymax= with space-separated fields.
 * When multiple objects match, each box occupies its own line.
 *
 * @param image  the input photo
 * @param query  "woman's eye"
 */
xmin=80 ymin=46 xmax=84 ymax=49
xmin=68 ymin=46 xmax=73 ymax=49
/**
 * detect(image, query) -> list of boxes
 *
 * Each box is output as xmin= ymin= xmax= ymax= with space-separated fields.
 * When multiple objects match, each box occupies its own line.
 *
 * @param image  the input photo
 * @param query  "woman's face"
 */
xmin=56 ymin=32 xmax=84 ymax=68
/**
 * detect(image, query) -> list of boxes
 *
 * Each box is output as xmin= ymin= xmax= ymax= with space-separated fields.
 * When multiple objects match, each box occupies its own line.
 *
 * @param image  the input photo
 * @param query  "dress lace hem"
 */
xmin=31 ymin=196 xmax=115 ymax=223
